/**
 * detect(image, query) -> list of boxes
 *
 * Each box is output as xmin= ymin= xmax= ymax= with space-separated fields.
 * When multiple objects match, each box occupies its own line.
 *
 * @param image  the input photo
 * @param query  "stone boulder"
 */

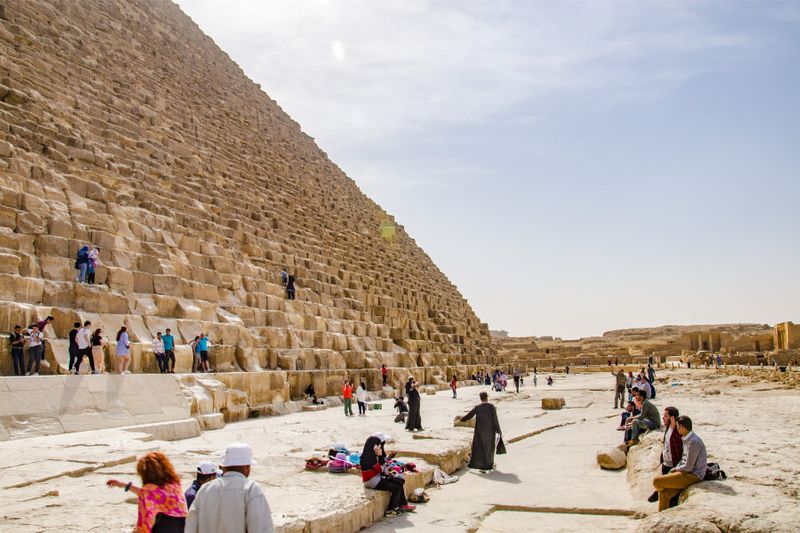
xmin=596 ymin=445 xmax=627 ymax=470
xmin=425 ymin=386 xmax=437 ymax=395
xmin=541 ymin=397 xmax=565 ymax=410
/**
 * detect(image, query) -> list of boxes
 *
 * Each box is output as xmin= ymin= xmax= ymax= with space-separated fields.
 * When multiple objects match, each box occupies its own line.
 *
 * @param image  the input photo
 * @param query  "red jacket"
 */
xmin=342 ymin=385 xmax=353 ymax=399
xmin=661 ymin=426 xmax=683 ymax=467
xmin=361 ymin=461 xmax=381 ymax=483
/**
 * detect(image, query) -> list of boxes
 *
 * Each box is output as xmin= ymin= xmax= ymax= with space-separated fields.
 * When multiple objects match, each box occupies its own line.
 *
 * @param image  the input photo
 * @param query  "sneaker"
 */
xmin=384 ymin=509 xmax=399 ymax=517
xmin=122 ymin=370 xmax=131 ymax=375
xmin=33 ymin=372 xmax=39 ymax=376
xmin=25 ymin=371 xmax=31 ymax=376
xmin=91 ymin=371 xmax=99 ymax=374
xmin=399 ymin=504 xmax=416 ymax=513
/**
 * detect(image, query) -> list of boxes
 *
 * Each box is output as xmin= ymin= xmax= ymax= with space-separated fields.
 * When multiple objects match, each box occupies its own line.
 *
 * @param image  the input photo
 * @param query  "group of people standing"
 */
xmin=106 ymin=442 xmax=274 ymax=532
xmin=8 ymin=316 xmax=53 ymax=376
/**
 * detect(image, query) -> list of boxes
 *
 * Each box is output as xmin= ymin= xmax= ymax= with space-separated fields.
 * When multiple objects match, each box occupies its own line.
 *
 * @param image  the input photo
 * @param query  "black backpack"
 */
xmin=704 ymin=462 xmax=727 ymax=480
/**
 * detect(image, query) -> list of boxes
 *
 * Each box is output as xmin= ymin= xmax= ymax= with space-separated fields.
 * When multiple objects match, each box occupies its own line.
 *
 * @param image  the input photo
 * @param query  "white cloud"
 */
xmin=176 ymin=0 xmax=748 ymax=150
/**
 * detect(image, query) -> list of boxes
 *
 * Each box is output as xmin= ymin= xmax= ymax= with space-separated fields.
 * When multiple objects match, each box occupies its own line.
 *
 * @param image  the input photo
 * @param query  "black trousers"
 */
xmin=358 ymin=401 xmax=366 ymax=415
xmin=165 ymin=350 xmax=175 ymax=371
xmin=375 ymin=476 xmax=407 ymax=510
xmin=68 ymin=346 xmax=78 ymax=371
xmin=156 ymin=353 xmax=167 ymax=373
xmin=151 ymin=514 xmax=186 ymax=533
xmin=12 ymin=349 xmax=24 ymax=376
xmin=74 ymin=347 xmax=96 ymax=373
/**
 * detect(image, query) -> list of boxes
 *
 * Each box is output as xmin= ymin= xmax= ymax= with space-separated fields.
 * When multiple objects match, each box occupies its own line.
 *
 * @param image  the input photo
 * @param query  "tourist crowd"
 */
xmin=612 ymin=365 xmax=714 ymax=512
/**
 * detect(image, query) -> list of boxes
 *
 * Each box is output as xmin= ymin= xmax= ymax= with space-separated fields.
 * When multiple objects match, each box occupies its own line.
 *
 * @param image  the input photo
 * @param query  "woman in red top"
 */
xmin=360 ymin=435 xmax=414 ymax=516
xmin=342 ymin=380 xmax=354 ymax=417
xmin=450 ymin=376 xmax=458 ymax=399
xmin=107 ymin=451 xmax=188 ymax=532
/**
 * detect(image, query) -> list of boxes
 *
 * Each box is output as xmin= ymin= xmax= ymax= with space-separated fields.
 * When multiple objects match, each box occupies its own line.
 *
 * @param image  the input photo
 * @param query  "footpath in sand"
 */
xmin=1 ymin=370 xmax=798 ymax=532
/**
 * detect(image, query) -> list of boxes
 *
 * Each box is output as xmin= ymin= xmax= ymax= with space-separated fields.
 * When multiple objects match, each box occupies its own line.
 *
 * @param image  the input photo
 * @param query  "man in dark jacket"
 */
xmin=460 ymin=392 xmax=502 ymax=473
xmin=648 ymin=406 xmax=683 ymax=503
xmin=625 ymin=389 xmax=661 ymax=447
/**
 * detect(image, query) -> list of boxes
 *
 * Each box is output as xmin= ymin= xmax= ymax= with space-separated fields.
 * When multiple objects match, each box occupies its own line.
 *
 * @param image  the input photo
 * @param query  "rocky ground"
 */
xmin=0 ymin=369 xmax=797 ymax=532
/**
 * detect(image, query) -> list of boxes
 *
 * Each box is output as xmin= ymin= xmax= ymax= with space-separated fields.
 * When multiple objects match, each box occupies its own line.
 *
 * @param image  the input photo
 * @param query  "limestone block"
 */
xmin=197 ymin=413 xmax=225 ymax=430
xmin=596 ymin=445 xmax=627 ymax=470
xmin=425 ymin=386 xmax=437 ymax=395
xmin=133 ymin=271 xmax=154 ymax=293
xmin=106 ymin=267 xmax=134 ymax=293
xmin=209 ymin=345 xmax=239 ymax=372
xmin=541 ymin=397 xmax=565 ymax=410
xmin=73 ymin=284 xmax=128 ymax=314
xmin=39 ymin=256 xmax=73 ymax=281
xmin=0 ymin=273 xmax=44 ymax=304
xmin=152 ymin=274 xmax=180 ymax=296
xmin=175 ymin=299 xmax=203 ymax=320
xmin=0 ymin=252 xmax=20 ymax=274
xmin=455 ymin=415 xmax=476 ymax=428
xmin=343 ymin=350 xmax=366 ymax=369
xmin=277 ymin=354 xmax=297 ymax=371
xmin=34 ymin=234 xmax=69 ymax=257
xmin=235 ymin=347 xmax=264 ymax=372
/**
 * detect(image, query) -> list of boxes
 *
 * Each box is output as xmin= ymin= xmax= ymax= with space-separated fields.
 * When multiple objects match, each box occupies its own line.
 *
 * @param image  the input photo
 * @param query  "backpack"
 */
xmin=75 ymin=248 xmax=88 ymax=268
xmin=704 ymin=462 xmax=727 ymax=480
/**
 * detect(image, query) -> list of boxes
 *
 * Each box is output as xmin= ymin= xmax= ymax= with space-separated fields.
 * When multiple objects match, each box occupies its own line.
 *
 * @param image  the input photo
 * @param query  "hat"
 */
xmin=197 ymin=460 xmax=219 ymax=475
xmin=372 ymin=432 xmax=392 ymax=443
xmin=219 ymin=443 xmax=255 ymax=467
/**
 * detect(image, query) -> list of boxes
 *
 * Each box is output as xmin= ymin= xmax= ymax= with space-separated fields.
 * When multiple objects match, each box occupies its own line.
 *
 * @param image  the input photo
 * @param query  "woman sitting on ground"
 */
xmin=107 ymin=451 xmax=188 ymax=532
xmin=360 ymin=435 xmax=415 ymax=517
xmin=305 ymin=383 xmax=322 ymax=405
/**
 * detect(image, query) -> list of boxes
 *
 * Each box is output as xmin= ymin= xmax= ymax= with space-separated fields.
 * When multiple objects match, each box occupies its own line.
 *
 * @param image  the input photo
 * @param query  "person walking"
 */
xmin=91 ymin=328 xmax=107 ymax=374
xmin=185 ymin=461 xmax=219 ymax=509
xmin=342 ymin=380 xmax=354 ymax=417
xmin=67 ymin=321 xmax=80 ymax=374
xmin=613 ymin=368 xmax=627 ymax=408
xmin=356 ymin=381 xmax=368 ymax=416
xmin=405 ymin=380 xmax=423 ymax=432
xmin=185 ymin=443 xmax=275 ymax=533
xmin=153 ymin=332 xmax=166 ymax=374
xmin=26 ymin=324 xmax=45 ymax=375
xmin=116 ymin=326 xmax=131 ymax=374
xmin=9 ymin=325 xmax=25 ymax=376
xmin=513 ymin=370 xmax=521 ymax=393
xmin=74 ymin=320 xmax=97 ymax=374
xmin=162 ymin=329 xmax=176 ymax=373
xmin=381 ymin=364 xmax=389 ymax=387
xmin=459 ymin=392 xmax=503 ymax=473
xmin=106 ymin=451 xmax=188 ymax=532
xmin=450 ymin=375 xmax=458 ymax=398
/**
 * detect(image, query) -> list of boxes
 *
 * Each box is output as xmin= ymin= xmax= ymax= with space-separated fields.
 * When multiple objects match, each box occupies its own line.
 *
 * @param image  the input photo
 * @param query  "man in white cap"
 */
xmin=185 ymin=443 xmax=274 ymax=533
xmin=185 ymin=460 xmax=219 ymax=509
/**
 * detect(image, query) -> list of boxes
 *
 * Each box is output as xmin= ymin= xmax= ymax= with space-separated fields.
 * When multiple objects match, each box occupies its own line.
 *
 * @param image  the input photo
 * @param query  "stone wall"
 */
xmin=0 ymin=1 xmax=495 ymax=383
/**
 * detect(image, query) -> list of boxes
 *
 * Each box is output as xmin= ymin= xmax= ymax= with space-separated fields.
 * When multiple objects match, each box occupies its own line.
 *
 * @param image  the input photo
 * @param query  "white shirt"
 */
xmin=356 ymin=386 xmax=367 ymax=402
xmin=185 ymin=471 xmax=274 ymax=533
xmin=28 ymin=330 xmax=44 ymax=347
xmin=76 ymin=327 xmax=92 ymax=350
xmin=152 ymin=338 xmax=165 ymax=354
xmin=662 ymin=426 xmax=675 ymax=467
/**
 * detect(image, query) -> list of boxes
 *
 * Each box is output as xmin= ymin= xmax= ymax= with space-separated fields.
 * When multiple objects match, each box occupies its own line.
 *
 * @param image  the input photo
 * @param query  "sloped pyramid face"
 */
xmin=0 ymin=0 xmax=493 ymax=380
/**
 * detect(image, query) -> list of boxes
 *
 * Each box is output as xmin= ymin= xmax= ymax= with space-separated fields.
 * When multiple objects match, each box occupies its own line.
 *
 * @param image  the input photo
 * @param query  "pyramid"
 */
xmin=0 ymin=0 xmax=494 ymax=393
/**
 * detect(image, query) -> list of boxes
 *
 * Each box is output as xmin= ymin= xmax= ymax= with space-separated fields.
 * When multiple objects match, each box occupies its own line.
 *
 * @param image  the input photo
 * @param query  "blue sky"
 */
xmin=176 ymin=0 xmax=800 ymax=338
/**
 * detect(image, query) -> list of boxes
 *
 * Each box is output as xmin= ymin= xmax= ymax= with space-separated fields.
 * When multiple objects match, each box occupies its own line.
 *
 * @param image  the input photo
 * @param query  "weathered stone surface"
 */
xmin=454 ymin=415 xmax=475 ymax=428
xmin=542 ymin=397 xmax=565 ymax=409
xmin=596 ymin=445 xmax=627 ymax=470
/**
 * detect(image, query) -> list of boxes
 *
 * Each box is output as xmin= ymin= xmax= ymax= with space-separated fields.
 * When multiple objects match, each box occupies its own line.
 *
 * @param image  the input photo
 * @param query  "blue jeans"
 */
xmin=78 ymin=262 xmax=88 ymax=282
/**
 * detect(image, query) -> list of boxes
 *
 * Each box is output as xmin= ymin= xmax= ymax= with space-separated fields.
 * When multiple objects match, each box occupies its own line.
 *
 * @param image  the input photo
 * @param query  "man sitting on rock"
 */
xmin=648 ymin=406 xmax=683 ymax=503
xmin=625 ymin=388 xmax=660 ymax=447
xmin=617 ymin=400 xmax=640 ymax=431
xmin=652 ymin=416 xmax=707 ymax=511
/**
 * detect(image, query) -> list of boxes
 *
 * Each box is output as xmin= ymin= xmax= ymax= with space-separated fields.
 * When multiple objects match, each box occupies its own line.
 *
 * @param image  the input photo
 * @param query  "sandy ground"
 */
xmin=0 ymin=369 xmax=797 ymax=532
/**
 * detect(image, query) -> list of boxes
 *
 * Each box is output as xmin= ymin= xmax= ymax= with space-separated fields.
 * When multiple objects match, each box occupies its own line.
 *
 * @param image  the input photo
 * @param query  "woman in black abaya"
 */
xmin=405 ymin=381 xmax=423 ymax=431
